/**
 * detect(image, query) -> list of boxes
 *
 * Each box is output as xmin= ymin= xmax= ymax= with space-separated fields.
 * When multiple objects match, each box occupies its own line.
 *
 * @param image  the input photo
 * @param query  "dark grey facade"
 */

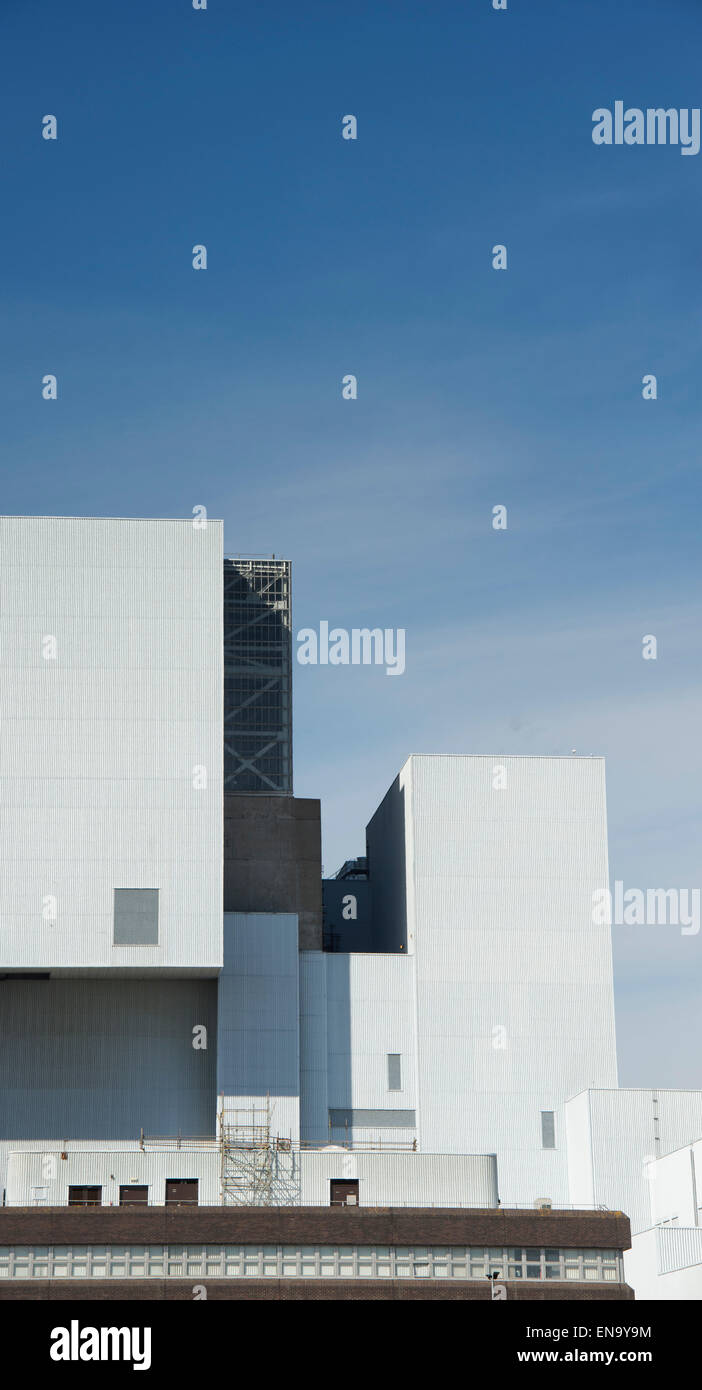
xmin=223 ymin=794 xmax=323 ymax=949
xmin=322 ymin=878 xmax=373 ymax=951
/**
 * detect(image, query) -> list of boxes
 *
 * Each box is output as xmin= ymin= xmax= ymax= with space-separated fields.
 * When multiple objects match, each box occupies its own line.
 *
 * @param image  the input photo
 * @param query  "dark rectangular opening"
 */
xmin=68 ymin=1185 xmax=102 ymax=1207
xmin=330 ymin=1179 xmax=359 ymax=1207
xmin=119 ymin=1184 xmax=148 ymax=1206
xmin=0 ymin=973 xmax=51 ymax=980
xmin=165 ymin=1178 xmax=198 ymax=1206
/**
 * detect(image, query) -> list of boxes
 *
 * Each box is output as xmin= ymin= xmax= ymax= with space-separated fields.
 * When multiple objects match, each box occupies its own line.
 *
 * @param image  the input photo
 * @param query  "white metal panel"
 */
xmin=0 ymin=516 xmax=223 ymax=972
xmin=299 ymin=951 xmax=416 ymax=1146
xmin=622 ymin=1228 xmax=659 ymax=1299
xmin=5 ymin=1145 xmax=496 ymax=1212
xmin=299 ymin=1151 xmax=498 ymax=1208
xmin=657 ymin=1091 xmax=702 ymax=1156
xmin=656 ymin=1224 xmax=702 ymax=1275
xmin=564 ymin=1091 xmax=595 ymax=1208
xmin=325 ymin=954 xmax=416 ymax=1109
xmin=584 ymin=1089 xmax=702 ymax=1234
xmin=582 ymin=1089 xmax=656 ymax=1233
xmin=6 ymin=1147 xmax=221 ymax=1207
xmin=648 ymin=1144 xmax=698 ymax=1226
xmin=366 ymin=755 xmax=617 ymax=1203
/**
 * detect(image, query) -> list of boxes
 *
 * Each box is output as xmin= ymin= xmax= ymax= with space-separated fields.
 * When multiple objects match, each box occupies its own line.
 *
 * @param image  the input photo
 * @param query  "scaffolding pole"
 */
xmin=218 ymin=1098 xmax=300 ymax=1207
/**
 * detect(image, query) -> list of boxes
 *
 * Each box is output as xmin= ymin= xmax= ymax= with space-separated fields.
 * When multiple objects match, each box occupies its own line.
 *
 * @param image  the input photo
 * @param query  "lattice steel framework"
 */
xmin=223 ymin=558 xmax=292 ymax=793
xmin=219 ymin=1105 xmax=300 ymax=1207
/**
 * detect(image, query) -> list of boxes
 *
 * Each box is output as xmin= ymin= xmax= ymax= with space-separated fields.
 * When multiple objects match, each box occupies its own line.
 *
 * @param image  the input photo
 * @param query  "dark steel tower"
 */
xmin=223 ymin=557 xmax=292 ymax=793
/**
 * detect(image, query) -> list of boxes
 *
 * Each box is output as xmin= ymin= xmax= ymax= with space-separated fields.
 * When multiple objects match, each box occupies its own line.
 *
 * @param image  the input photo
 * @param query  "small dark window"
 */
xmin=330 ymin=1179 xmax=359 ymax=1207
xmin=119 ymin=1185 xmax=148 ymax=1206
xmin=541 ymin=1111 xmax=556 ymax=1149
xmin=165 ymin=1179 xmax=198 ymax=1206
xmin=68 ymin=1185 xmax=101 ymax=1207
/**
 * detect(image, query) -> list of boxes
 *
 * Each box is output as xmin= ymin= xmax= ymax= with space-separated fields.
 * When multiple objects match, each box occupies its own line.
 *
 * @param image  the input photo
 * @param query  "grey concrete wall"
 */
xmin=223 ymin=795 xmax=322 ymax=949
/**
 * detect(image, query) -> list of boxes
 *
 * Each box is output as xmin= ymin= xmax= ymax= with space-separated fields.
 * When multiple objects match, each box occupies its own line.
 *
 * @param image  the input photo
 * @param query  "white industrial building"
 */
xmin=0 ymin=515 xmax=700 ymax=1300
xmin=361 ymin=753 xmax=619 ymax=1201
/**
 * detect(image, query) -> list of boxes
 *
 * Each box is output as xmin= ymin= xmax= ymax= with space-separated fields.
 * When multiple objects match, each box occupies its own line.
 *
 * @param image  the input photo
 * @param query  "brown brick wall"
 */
xmin=0 ymin=1279 xmax=635 ymax=1301
xmin=0 ymin=1205 xmax=631 ymax=1251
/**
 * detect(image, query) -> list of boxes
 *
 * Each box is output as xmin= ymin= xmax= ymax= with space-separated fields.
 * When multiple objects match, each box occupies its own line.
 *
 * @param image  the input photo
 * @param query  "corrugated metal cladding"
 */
xmin=5 ymin=1148 xmax=497 ymax=1211
xmin=299 ymin=953 xmax=416 ymax=1146
xmin=368 ymin=755 xmax=617 ymax=1205
xmin=299 ymin=1153 xmax=498 ymax=1208
xmin=0 ymin=516 xmax=223 ymax=972
xmin=6 ymin=1149 xmax=222 ymax=1208
xmin=588 ymin=1089 xmax=702 ymax=1236
xmin=0 ymin=979 xmax=217 ymax=1161
xmin=217 ymin=914 xmax=300 ymax=1139
xmin=657 ymin=1091 xmax=702 ymax=1156
xmin=656 ymin=1225 xmax=702 ymax=1276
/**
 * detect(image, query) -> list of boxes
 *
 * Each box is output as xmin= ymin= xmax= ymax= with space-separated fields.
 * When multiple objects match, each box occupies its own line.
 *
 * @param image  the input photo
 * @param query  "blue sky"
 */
xmin=1 ymin=0 xmax=700 ymax=1086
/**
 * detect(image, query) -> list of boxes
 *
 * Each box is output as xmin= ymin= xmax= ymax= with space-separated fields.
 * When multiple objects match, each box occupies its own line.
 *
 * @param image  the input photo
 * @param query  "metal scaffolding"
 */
xmin=218 ymin=1101 xmax=301 ymax=1206
xmin=223 ymin=557 xmax=292 ymax=794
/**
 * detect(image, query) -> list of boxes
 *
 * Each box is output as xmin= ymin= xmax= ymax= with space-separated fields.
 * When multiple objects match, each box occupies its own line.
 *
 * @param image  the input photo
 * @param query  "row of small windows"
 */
xmin=65 ymin=1181 xmax=197 ymax=1208
xmin=0 ymin=1245 xmax=623 ymax=1282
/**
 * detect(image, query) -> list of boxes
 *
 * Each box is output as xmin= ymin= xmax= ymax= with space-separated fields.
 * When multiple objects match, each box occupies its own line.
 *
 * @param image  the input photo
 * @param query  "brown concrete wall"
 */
xmin=0 ymin=1205 xmax=632 ymax=1251
xmin=0 ymin=1279 xmax=635 ymax=1301
xmin=223 ymin=795 xmax=322 ymax=950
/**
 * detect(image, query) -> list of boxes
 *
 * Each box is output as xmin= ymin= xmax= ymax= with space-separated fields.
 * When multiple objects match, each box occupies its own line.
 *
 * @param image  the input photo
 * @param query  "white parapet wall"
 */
xmin=299 ymin=1151 xmax=498 ymax=1208
xmin=4 ymin=1142 xmax=498 ymax=1211
xmin=5 ymin=1142 xmax=222 ymax=1207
